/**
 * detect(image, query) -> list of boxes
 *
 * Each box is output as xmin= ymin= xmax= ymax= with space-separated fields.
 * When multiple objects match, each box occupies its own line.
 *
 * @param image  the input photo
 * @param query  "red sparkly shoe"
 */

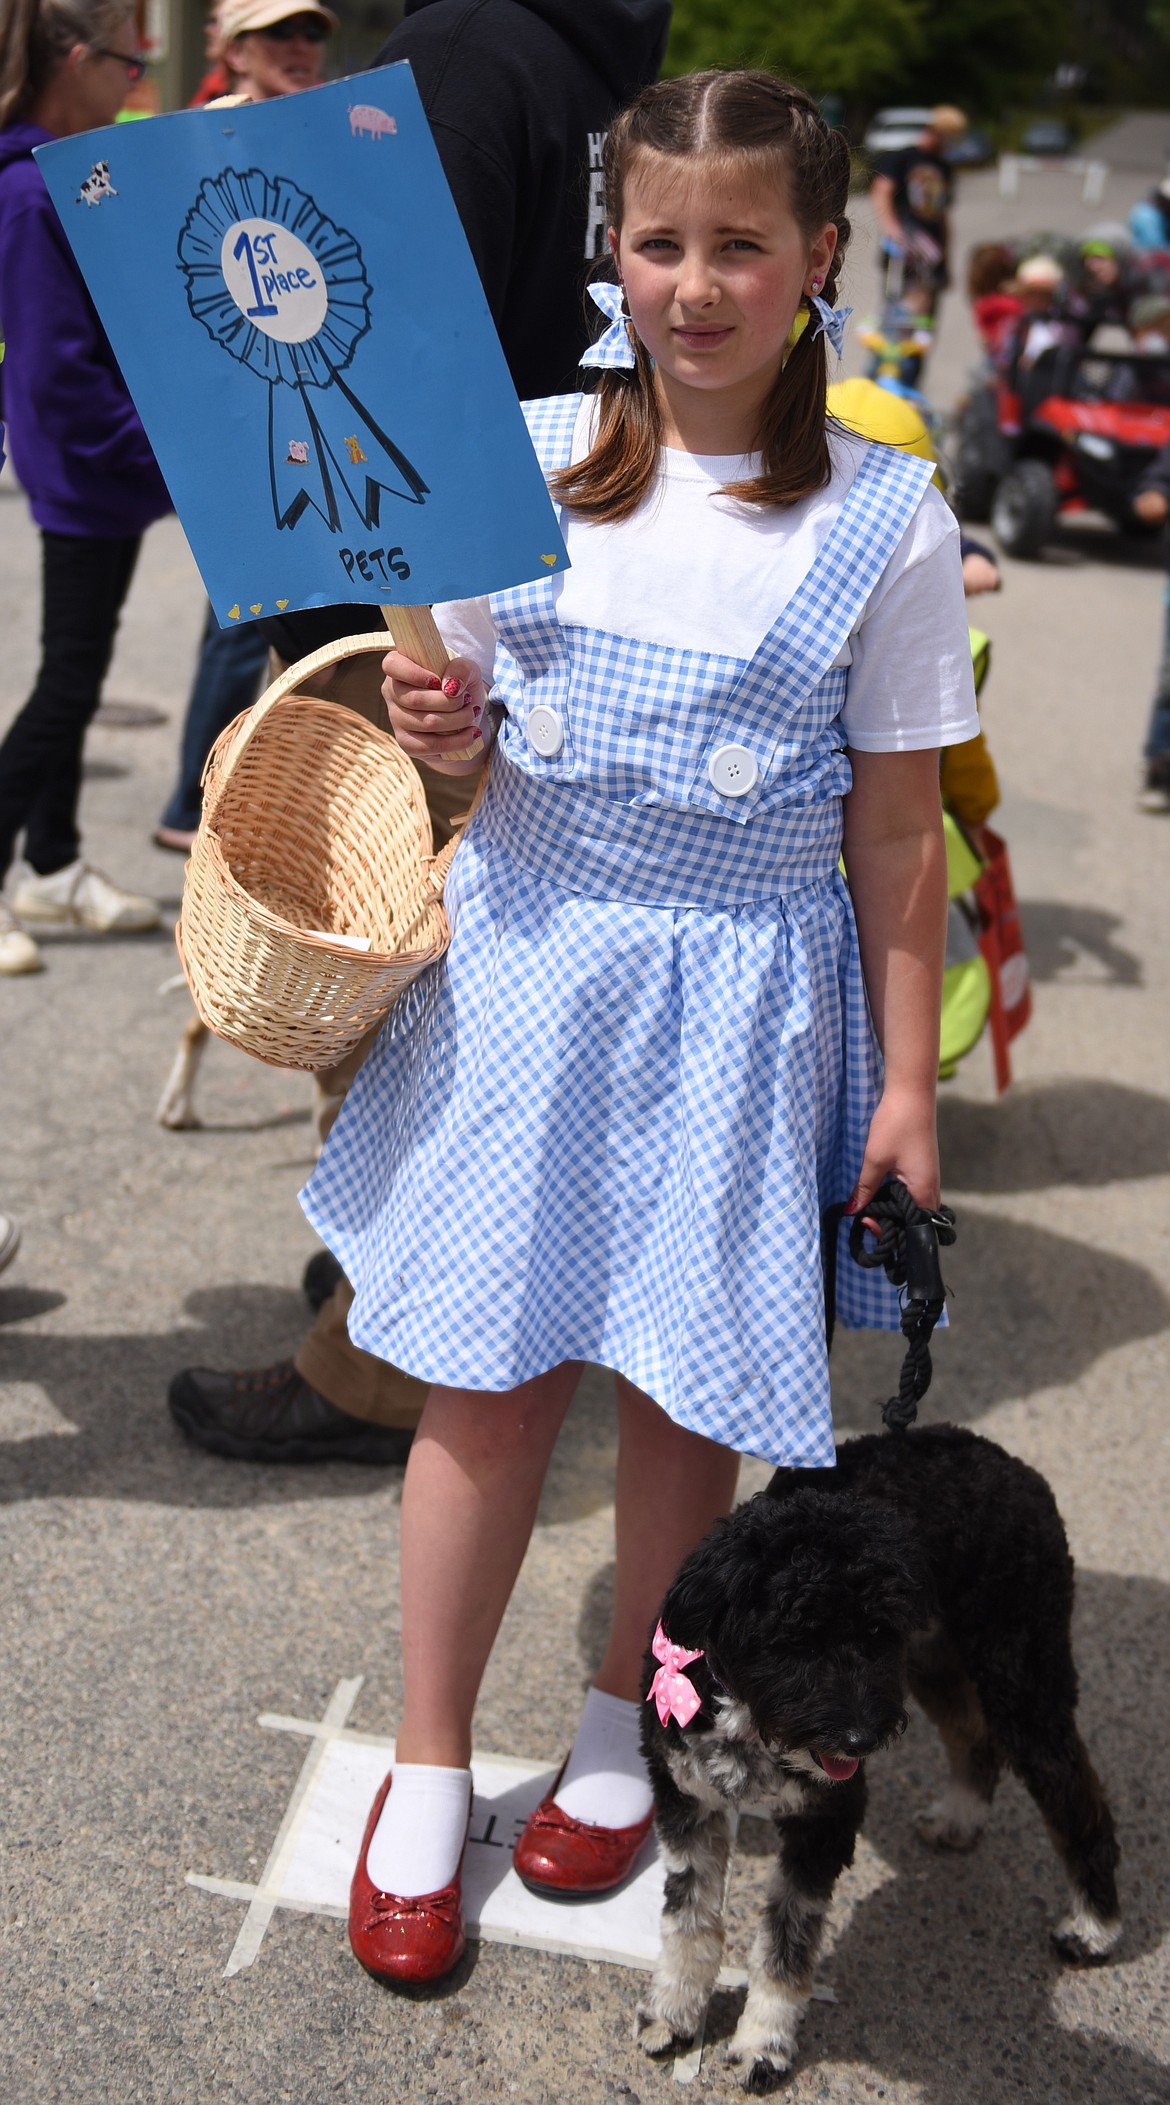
xmin=513 ymin=1791 xmax=654 ymax=1898
xmin=348 ymin=1772 xmax=467 ymax=1983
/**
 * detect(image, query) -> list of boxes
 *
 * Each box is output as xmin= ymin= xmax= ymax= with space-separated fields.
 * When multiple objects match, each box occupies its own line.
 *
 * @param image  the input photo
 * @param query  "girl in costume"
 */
xmin=301 ymin=70 xmax=979 ymax=1986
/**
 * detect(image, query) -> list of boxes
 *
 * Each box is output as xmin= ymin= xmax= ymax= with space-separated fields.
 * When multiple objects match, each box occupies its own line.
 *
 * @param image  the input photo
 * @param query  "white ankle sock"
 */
xmin=365 ymin=1763 xmax=472 ymax=1897
xmin=554 ymin=1686 xmax=654 ymax=1829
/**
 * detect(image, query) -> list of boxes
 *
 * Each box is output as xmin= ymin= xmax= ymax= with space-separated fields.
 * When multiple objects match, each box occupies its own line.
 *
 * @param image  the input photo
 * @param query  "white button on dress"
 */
xmin=527 ymin=706 xmax=565 ymax=757
xmin=707 ymin=744 xmax=759 ymax=798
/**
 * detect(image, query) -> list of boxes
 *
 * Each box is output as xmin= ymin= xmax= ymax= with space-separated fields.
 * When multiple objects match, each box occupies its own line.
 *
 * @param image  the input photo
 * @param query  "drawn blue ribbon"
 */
xmin=178 ymin=168 xmax=427 ymax=534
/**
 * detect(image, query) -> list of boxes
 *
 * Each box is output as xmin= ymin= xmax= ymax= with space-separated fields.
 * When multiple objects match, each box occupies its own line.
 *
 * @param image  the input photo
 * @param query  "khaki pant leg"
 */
xmin=295 ymin=1278 xmax=428 ymax=1429
xmin=271 ymin=642 xmax=483 ymax=1426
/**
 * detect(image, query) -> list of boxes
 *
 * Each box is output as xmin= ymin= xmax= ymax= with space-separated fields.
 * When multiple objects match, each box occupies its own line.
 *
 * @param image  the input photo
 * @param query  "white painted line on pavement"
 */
xmin=221 ymin=1674 xmax=363 ymax=1977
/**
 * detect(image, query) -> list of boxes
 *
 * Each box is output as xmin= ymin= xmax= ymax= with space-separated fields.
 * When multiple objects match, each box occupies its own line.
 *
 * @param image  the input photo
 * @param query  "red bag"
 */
xmin=973 ymin=827 xmax=1032 ymax=1092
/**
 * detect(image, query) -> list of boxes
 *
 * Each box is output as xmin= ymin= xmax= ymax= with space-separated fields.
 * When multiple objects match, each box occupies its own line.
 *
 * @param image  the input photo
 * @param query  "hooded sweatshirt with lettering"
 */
xmin=376 ymin=0 xmax=672 ymax=397
xmin=0 ymin=120 xmax=171 ymax=536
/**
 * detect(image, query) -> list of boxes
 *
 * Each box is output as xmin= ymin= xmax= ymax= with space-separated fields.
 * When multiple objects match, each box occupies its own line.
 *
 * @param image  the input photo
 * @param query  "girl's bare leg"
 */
xmin=594 ymin=1375 xmax=740 ymax=1702
xmin=394 ymin=1362 xmax=582 ymax=1768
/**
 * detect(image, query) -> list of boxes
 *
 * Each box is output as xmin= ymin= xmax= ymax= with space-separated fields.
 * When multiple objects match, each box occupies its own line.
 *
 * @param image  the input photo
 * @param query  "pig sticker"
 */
xmin=348 ymin=104 xmax=396 ymax=140
xmin=286 ymin=440 xmax=310 ymax=465
xmin=77 ymin=161 xmax=117 ymax=206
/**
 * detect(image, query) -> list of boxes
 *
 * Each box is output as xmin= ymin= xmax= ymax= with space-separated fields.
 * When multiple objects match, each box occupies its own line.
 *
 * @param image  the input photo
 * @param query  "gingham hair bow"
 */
xmin=809 ymin=292 xmax=852 ymax=358
xmin=646 ymin=1620 xmax=705 ymax=1728
xmin=580 ymin=280 xmax=636 ymax=370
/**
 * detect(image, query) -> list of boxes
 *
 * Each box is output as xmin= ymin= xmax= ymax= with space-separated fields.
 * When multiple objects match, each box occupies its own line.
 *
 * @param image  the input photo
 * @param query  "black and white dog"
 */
xmin=637 ymin=1424 xmax=1120 ymax=2089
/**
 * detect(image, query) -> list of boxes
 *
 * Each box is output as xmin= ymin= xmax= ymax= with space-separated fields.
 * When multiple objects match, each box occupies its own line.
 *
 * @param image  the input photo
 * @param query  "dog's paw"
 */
xmin=1051 ymin=1905 xmax=1122 ymax=1965
xmin=913 ymin=1791 xmax=987 ymax=1853
xmin=635 ymin=2006 xmax=691 ymax=2057
xmin=723 ymin=2041 xmax=793 ymax=2093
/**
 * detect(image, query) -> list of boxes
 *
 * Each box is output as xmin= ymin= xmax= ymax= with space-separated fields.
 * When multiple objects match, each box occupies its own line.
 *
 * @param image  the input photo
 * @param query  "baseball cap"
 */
xmin=1016 ymin=254 xmax=1064 ymax=288
xmin=219 ymin=0 xmax=338 ymax=40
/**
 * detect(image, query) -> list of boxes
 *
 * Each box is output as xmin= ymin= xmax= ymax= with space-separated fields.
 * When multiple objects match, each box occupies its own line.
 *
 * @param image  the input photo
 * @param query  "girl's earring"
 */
xmin=810 ymin=277 xmax=823 ymax=295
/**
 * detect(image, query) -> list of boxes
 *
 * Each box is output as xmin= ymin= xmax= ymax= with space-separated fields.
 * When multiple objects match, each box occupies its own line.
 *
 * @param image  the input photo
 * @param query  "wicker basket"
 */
xmin=177 ymin=630 xmax=474 ymax=1071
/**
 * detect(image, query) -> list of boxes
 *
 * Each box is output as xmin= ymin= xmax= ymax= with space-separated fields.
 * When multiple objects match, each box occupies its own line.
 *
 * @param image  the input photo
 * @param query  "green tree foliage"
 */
xmin=893 ymin=0 xmax=1074 ymax=111
xmin=665 ymin=0 xmax=925 ymax=105
xmin=665 ymin=0 xmax=1170 ymax=115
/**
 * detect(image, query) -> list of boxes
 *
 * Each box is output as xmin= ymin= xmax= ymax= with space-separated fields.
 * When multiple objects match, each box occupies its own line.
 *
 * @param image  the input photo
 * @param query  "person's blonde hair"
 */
xmin=551 ymin=70 xmax=852 ymax=525
xmin=0 ymin=0 xmax=134 ymax=128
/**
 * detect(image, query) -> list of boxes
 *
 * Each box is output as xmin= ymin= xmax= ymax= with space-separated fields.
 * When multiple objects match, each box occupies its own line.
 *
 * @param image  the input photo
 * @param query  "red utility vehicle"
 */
xmin=953 ymin=348 xmax=1170 ymax=558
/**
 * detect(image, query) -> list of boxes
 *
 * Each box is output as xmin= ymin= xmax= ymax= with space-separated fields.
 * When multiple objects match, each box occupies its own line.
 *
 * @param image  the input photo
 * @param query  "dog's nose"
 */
xmin=839 ymin=1727 xmax=881 ymax=1757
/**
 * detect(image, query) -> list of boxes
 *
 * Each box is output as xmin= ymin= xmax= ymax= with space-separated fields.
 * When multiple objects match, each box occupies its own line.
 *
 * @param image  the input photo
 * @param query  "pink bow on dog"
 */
xmin=646 ymin=1620 xmax=705 ymax=1728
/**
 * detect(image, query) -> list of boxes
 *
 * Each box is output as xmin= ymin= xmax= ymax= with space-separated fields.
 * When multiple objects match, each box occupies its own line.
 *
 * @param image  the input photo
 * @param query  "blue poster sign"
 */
xmin=35 ymin=67 xmax=569 ymax=624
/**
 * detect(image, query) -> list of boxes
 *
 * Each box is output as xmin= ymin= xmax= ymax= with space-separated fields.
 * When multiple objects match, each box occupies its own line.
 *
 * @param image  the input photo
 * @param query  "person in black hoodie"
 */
xmin=168 ymin=0 xmax=672 ymax=1463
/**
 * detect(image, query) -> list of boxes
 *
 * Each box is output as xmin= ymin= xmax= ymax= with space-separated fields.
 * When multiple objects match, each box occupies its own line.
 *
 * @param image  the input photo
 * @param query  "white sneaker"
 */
xmin=0 ymin=896 xmax=44 ymax=975
xmin=0 ymin=1211 xmax=20 ymax=1276
xmin=13 ymin=859 xmax=161 ymax=933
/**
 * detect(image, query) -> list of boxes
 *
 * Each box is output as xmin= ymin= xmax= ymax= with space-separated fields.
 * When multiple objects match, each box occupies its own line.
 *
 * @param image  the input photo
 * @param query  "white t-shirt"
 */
xmin=434 ymin=402 xmax=979 ymax=753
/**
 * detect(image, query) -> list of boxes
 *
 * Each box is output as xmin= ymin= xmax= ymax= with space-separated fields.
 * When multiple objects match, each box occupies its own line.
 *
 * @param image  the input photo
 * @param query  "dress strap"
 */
xmin=742 ymin=443 xmax=939 ymax=697
xmin=520 ymin=393 xmax=586 ymax=478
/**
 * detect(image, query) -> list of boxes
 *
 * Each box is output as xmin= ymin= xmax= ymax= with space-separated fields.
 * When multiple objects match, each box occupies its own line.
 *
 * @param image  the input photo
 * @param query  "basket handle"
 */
xmin=217 ymin=625 xmax=402 ymax=781
xmin=389 ymin=762 xmax=490 ymax=948
xmin=217 ymin=602 xmax=482 ymax=780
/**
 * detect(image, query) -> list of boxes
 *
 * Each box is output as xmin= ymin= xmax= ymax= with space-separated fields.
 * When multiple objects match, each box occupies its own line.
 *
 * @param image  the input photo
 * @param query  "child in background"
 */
xmin=967 ymin=240 xmax=1022 ymax=364
xmin=301 ymin=70 xmax=978 ymax=1988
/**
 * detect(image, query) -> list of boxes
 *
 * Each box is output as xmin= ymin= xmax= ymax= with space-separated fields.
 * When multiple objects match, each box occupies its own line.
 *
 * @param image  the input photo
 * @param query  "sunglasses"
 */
xmin=91 ymin=46 xmax=148 ymax=81
xmin=260 ymin=15 xmax=330 ymax=41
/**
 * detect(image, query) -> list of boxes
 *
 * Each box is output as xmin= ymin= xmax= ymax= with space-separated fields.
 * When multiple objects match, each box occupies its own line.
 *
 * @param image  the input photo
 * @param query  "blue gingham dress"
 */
xmin=302 ymin=396 xmax=938 ymax=1467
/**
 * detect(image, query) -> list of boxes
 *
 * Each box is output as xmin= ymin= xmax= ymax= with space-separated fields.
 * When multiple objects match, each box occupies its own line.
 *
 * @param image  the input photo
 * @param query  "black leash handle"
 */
xmin=848 ymin=1180 xmax=956 ymax=1431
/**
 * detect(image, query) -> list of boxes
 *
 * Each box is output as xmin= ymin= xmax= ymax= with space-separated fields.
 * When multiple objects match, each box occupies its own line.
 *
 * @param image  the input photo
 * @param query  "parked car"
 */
xmin=863 ymin=106 xmax=933 ymax=156
xmin=946 ymin=125 xmax=994 ymax=168
xmin=1019 ymin=119 xmax=1076 ymax=157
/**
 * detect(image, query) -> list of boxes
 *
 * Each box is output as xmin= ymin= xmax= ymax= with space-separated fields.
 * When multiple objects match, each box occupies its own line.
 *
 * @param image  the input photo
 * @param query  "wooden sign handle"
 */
xmin=380 ymin=603 xmax=449 ymax=677
xmin=380 ymin=602 xmax=482 ymax=761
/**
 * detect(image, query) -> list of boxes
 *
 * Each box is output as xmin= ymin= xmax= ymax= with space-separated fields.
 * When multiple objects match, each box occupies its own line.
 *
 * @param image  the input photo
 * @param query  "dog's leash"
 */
xmin=822 ymin=1180 xmax=957 ymax=1432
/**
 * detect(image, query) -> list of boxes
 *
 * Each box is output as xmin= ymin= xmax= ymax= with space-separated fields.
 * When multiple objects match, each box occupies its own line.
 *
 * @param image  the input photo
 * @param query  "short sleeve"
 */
xmin=840 ymin=487 xmax=981 ymax=753
xmin=432 ymin=595 xmax=498 ymax=687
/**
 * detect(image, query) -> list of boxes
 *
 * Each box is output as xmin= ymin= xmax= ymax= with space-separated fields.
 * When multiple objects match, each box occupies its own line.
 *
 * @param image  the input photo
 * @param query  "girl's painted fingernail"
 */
xmin=442 ymin=676 xmax=462 ymax=699
xmin=427 ymin=674 xmax=443 ymax=691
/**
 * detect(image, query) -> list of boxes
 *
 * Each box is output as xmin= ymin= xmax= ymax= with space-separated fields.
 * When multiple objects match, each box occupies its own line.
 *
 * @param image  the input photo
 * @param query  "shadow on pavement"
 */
xmin=1 ymin=1215 xmax=1166 ymax=1499
xmin=1021 ymin=901 xmax=1143 ymax=986
xmin=707 ymin=1567 xmax=1169 ymax=2101
xmin=831 ymin=1204 xmax=1170 ymax=1432
xmin=0 ymin=1282 xmax=620 ymax=1522
xmin=1032 ymin=519 xmax=1167 ymax=572
xmin=939 ymin=1078 xmax=1170 ymax=1190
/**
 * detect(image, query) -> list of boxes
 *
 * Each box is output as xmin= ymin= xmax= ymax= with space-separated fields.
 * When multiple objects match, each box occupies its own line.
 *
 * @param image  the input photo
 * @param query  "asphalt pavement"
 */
xmin=1 ymin=157 xmax=1169 ymax=2105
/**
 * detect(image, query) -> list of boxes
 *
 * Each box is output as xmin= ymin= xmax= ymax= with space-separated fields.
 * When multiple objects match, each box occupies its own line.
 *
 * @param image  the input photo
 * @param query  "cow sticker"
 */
xmin=77 ymin=161 xmax=117 ymax=206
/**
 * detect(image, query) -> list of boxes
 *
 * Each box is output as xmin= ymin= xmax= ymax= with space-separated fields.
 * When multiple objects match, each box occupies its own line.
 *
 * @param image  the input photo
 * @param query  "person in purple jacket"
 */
xmin=0 ymin=0 xmax=171 ymax=976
